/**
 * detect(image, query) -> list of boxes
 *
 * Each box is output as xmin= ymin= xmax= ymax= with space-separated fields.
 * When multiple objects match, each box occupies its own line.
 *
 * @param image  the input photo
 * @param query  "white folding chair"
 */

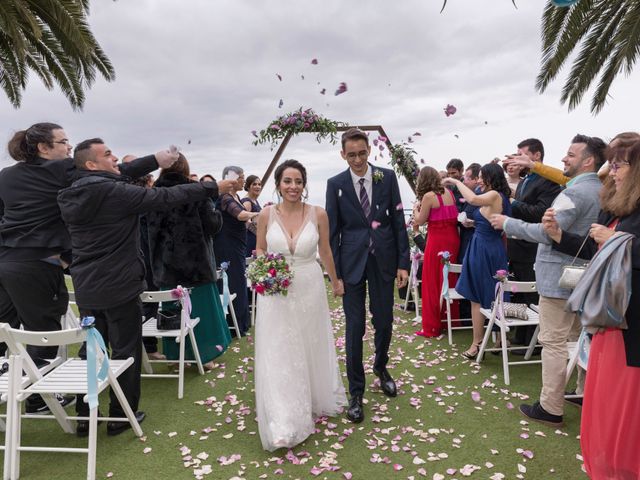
xmin=246 ymin=257 xmax=257 ymax=326
xmin=476 ymin=280 xmax=541 ymax=385
xmin=403 ymin=249 xmax=422 ymax=319
xmin=1 ymin=323 xmax=143 ymax=480
xmin=140 ymin=288 xmax=205 ymax=399
xmin=218 ymin=268 xmax=242 ymax=339
xmin=439 ymin=263 xmax=473 ymax=345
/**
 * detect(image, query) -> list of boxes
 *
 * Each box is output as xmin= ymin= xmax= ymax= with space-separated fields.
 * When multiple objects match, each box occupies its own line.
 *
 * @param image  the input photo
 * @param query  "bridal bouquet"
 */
xmin=247 ymin=252 xmax=294 ymax=296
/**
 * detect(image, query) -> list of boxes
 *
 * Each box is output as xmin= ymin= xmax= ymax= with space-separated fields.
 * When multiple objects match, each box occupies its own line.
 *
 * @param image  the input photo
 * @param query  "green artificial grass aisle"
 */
xmin=3 ymin=287 xmax=586 ymax=479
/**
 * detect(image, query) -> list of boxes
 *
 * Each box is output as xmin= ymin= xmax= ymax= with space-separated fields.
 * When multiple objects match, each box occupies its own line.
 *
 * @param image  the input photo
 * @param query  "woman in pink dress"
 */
xmin=544 ymin=132 xmax=640 ymax=479
xmin=413 ymin=167 xmax=460 ymax=337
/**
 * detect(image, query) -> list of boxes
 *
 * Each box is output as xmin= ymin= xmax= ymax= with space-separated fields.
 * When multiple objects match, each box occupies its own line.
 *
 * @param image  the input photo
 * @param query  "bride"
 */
xmin=254 ymin=159 xmax=347 ymax=451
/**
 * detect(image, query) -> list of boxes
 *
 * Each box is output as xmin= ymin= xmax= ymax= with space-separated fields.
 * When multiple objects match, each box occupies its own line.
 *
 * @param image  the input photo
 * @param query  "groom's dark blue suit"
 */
xmin=326 ymin=165 xmax=410 ymax=396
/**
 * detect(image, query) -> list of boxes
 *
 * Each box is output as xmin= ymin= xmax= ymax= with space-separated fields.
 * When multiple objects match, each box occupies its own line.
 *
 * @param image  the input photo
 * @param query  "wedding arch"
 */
xmin=252 ymin=108 xmax=419 ymax=193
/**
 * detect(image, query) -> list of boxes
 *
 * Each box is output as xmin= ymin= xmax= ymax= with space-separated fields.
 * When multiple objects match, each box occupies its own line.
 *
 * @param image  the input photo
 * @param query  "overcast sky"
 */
xmin=1 ymin=1 xmax=639 ymax=206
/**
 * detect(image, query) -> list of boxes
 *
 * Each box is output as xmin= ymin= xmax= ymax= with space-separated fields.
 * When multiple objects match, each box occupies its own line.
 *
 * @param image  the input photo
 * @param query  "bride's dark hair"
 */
xmin=274 ymin=159 xmax=307 ymax=188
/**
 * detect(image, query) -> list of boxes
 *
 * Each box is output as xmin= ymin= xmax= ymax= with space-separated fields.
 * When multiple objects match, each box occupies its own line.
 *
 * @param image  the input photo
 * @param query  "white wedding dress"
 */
xmin=255 ymin=205 xmax=347 ymax=452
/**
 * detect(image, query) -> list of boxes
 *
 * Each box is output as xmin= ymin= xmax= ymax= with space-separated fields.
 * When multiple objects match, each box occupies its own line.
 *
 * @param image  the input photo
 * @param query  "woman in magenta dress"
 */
xmin=413 ymin=167 xmax=460 ymax=337
xmin=545 ymin=133 xmax=640 ymax=480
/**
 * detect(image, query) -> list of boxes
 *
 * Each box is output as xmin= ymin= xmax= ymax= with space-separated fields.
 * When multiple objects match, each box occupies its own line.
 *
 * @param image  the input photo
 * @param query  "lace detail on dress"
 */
xmin=255 ymin=204 xmax=346 ymax=452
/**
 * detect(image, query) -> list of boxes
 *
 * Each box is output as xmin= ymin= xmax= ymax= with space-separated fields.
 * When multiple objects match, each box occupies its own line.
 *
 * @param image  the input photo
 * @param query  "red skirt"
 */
xmin=580 ymin=328 xmax=640 ymax=479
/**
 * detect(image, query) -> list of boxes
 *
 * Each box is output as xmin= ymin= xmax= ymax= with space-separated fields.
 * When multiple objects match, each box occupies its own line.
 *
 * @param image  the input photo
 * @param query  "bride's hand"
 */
xmin=332 ymin=279 xmax=344 ymax=297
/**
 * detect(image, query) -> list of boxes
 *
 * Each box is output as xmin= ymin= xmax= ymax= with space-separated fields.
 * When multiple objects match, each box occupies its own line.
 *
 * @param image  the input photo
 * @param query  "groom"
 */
xmin=326 ymin=128 xmax=410 ymax=423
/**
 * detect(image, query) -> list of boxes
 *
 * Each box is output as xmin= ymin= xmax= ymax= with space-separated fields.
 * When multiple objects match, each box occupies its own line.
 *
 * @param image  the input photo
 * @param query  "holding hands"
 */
xmin=588 ymin=224 xmax=616 ymax=246
xmin=331 ymin=279 xmax=345 ymax=297
xmin=542 ymin=208 xmax=562 ymax=242
xmin=216 ymin=179 xmax=238 ymax=194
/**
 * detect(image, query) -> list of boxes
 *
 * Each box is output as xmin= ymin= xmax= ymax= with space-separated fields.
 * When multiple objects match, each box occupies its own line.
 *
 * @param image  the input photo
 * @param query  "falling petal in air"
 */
xmin=334 ymin=82 xmax=348 ymax=96
xmin=444 ymin=104 xmax=457 ymax=116
xmin=311 ymin=58 xmax=318 ymax=65
xmin=278 ymin=99 xmax=283 ymax=108
xmin=276 ymin=73 xmax=282 ymax=81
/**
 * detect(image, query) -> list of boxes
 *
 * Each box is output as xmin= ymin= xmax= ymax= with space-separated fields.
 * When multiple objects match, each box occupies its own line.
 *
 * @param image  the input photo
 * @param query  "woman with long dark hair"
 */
xmin=146 ymin=154 xmax=232 ymax=368
xmin=543 ymin=133 xmax=640 ymax=479
xmin=412 ymin=166 xmax=460 ymax=337
xmin=241 ymin=174 xmax=262 ymax=257
xmin=443 ymin=163 xmax=512 ymax=358
xmin=214 ymin=166 xmax=260 ymax=335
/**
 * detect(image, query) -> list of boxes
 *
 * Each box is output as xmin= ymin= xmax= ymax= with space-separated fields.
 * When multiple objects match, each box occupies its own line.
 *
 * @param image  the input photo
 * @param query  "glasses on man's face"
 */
xmin=346 ymin=150 xmax=369 ymax=160
xmin=610 ymin=160 xmax=630 ymax=172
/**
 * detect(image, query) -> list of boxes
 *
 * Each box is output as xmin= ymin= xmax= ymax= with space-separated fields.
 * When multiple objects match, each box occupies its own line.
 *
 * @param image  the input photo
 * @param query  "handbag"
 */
xmin=156 ymin=308 xmax=181 ymax=330
xmin=558 ymin=234 xmax=590 ymax=290
xmin=491 ymin=301 xmax=529 ymax=320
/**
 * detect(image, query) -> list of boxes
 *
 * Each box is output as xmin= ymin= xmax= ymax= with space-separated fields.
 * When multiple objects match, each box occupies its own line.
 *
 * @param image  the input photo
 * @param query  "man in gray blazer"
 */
xmin=490 ymin=134 xmax=607 ymax=427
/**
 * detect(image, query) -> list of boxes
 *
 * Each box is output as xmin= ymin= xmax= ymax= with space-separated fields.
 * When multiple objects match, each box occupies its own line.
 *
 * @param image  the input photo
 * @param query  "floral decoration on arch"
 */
xmin=252 ymin=107 xmax=348 ymax=150
xmin=389 ymin=142 xmax=420 ymax=180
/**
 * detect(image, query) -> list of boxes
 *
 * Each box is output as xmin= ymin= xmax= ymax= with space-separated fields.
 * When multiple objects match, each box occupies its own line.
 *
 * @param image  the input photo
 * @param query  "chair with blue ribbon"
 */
xmin=217 ymin=264 xmax=242 ymax=339
xmin=0 ymin=320 xmax=143 ymax=480
xmin=438 ymin=262 xmax=473 ymax=345
xmin=140 ymin=286 xmax=205 ymax=399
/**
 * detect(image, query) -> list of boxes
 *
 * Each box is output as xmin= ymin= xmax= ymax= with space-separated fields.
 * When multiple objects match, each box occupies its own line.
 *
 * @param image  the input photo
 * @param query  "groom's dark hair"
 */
xmin=341 ymin=128 xmax=369 ymax=149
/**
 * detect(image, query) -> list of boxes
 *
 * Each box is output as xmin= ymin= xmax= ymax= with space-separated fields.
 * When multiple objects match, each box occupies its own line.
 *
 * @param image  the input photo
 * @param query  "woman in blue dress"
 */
xmin=241 ymin=175 xmax=262 ymax=257
xmin=214 ymin=166 xmax=260 ymax=335
xmin=443 ymin=163 xmax=512 ymax=359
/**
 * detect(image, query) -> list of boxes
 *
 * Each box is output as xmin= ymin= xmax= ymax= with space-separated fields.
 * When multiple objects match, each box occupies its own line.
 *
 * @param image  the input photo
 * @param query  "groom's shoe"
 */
xmin=373 ymin=368 xmax=397 ymax=397
xmin=346 ymin=395 xmax=364 ymax=423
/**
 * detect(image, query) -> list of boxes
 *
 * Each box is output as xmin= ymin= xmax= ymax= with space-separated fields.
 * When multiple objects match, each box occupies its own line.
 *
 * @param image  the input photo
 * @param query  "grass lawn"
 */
xmin=3 ymin=286 xmax=586 ymax=479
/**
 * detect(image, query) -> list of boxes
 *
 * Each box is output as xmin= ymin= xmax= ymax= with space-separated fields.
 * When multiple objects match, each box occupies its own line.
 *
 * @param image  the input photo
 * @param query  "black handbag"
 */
xmin=156 ymin=308 xmax=181 ymax=330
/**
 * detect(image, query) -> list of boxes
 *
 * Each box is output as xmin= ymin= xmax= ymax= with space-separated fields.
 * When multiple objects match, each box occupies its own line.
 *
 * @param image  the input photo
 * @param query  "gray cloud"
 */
xmin=1 ymin=1 xmax=639 ymax=205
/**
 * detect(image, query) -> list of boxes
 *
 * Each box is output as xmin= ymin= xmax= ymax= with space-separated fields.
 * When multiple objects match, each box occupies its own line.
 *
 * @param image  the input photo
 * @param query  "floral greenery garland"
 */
xmin=389 ymin=142 xmax=420 ymax=180
xmin=252 ymin=107 xmax=347 ymax=149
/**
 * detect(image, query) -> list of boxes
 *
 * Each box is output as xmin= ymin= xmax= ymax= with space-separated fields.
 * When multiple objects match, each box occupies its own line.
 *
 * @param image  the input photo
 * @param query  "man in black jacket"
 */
xmin=57 ymin=138 xmax=235 ymax=436
xmin=508 ymin=139 xmax=562 ymax=347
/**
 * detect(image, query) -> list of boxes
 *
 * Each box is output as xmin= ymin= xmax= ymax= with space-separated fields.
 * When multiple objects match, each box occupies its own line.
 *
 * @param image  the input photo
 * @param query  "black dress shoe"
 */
xmin=519 ymin=401 xmax=563 ymax=427
xmin=107 ymin=411 xmax=146 ymax=436
xmin=373 ymin=368 xmax=397 ymax=397
xmin=76 ymin=412 xmax=103 ymax=437
xmin=346 ymin=395 xmax=364 ymax=423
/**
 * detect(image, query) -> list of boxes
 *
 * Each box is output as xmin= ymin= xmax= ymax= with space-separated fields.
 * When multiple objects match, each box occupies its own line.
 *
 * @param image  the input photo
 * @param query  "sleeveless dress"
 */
xmin=254 ymin=205 xmax=347 ymax=452
xmin=241 ymin=197 xmax=261 ymax=257
xmin=419 ymin=190 xmax=460 ymax=337
xmin=214 ymin=194 xmax=250 ymax=334
xmin=581 ymin=219 xmax=640 ymax=479
xmin=455 ymin=192 xmax=511 ymax=308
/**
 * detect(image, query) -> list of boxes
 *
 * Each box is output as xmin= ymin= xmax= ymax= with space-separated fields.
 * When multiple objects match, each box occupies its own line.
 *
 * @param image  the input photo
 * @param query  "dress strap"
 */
xmin=447 ymin=188 xmax=456 ymax=204
xmin=436 ymin=193 xmax=445 ymax=208
xmin=267 ymin=205 xmax=277 ymax=228
xmin=308 ymin=204 xmax=318 ymax=231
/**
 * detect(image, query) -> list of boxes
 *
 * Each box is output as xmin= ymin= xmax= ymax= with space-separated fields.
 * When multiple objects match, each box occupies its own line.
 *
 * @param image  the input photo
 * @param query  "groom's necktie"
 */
xmin=359 ymin=178 xmax=371 ymax=220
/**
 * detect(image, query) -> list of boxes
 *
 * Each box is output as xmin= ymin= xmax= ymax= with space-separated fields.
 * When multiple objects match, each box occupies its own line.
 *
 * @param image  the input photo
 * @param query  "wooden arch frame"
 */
xmin=260 ymin=125 xmax=417 ymax=193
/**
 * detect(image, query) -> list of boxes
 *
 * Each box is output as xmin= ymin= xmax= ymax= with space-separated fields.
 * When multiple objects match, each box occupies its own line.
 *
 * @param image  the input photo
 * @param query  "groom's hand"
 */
xmin=396 ymin=269 xmax=408 ymax=289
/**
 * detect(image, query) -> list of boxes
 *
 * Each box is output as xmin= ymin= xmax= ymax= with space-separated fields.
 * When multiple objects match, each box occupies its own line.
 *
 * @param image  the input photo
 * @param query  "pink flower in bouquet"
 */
xmin=282 ymin=279 xmax=290 ymax=287
xmin=254 ymin=284 xmax=265 ymax=294
xmin=269 ymin=268 xmax=277 ymax=277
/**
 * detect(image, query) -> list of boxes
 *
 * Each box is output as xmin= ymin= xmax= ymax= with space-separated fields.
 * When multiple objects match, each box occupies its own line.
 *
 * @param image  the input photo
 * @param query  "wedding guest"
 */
xmin=446 ymin=158 xmax=465 ymax=211
xmin=491 ymin=134 xmax=606 ymax=427
xmin=146 ymin=154 xmax=232 ymax=370
xmin=412 ymin=166 xmax=460 ymax=337
xmin=443 ymin=163 xmax=512 ymax=358
xmin=0 ymin=123 xmax=164 ymax=415
xmin=241 ymin=175 xmax=263 ymax=257
xmin=254 ymin=159 xmax=346 ymax=451
xmin=57 ymin=138 xmax=231 ymax=435
xmin=214 ymin=166 xmax=259 ymax=335
xmin=459 ymin=163 xmax=481 ymax=262
xmin=542 ymin=133 xmax=640 ymax=479
xmin=189 ymin=173 xmax=199 ymax=181
xmin=200 ymin=174 xmax=216 ymax=183
xmin=504 ymin=162 xmax=525 ymax=197
xmin=507 ymin=139 xmax=561 ymax=351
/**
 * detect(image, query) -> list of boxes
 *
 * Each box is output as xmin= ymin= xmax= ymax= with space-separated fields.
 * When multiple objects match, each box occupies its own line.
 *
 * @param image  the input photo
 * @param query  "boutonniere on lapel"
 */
xmin=372 ymin=169 xmax=384 ymax=184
